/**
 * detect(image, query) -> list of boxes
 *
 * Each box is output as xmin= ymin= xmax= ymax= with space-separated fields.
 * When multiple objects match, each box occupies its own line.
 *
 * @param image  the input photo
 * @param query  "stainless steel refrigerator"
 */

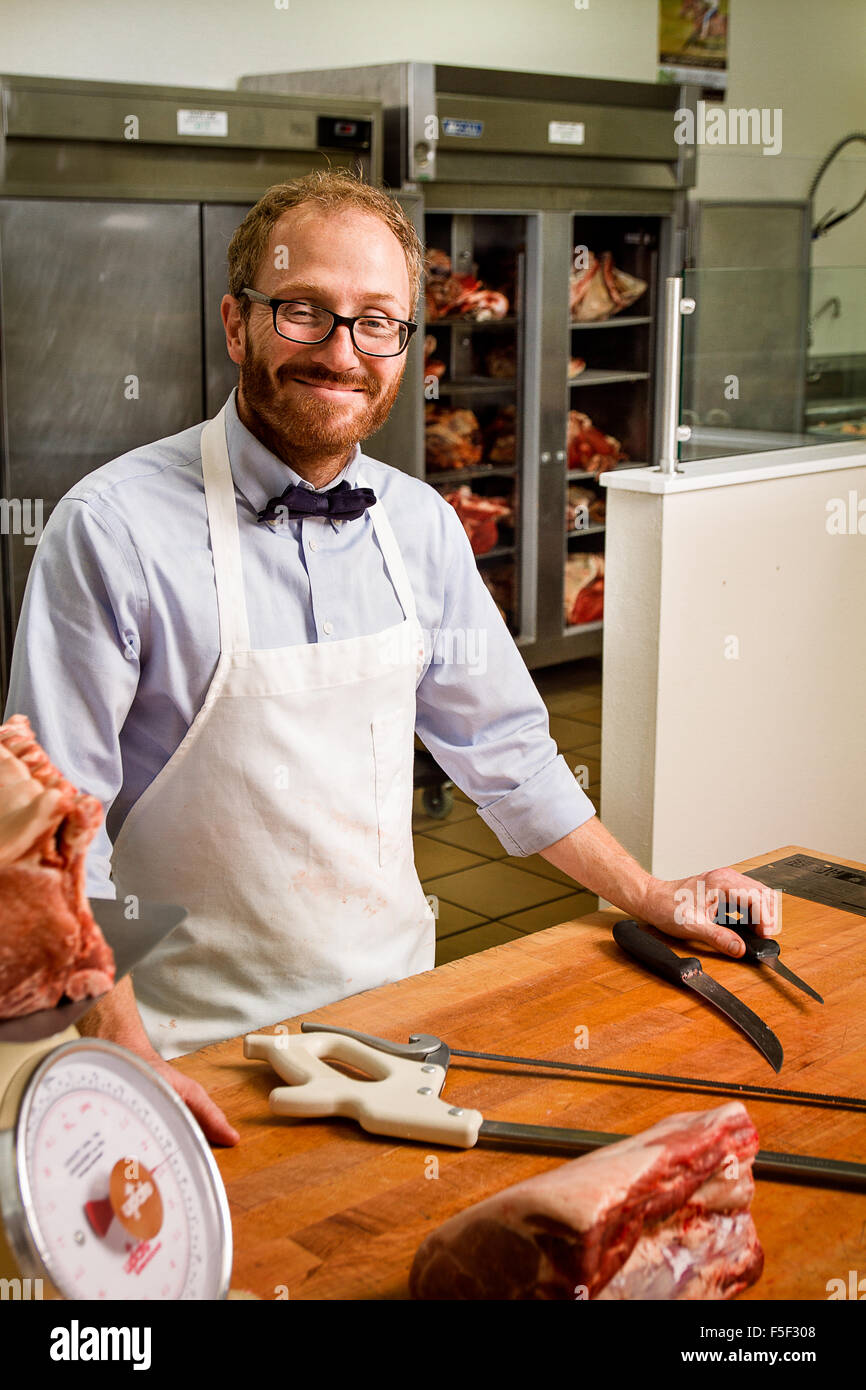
xmin=0 ymin=73 xmax=392 ymax=703
xmin=242 ymin=63 xmax=698 ymax=668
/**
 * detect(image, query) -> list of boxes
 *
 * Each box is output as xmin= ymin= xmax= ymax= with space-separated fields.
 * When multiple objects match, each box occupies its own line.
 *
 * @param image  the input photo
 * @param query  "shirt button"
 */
xmin=322 ymin=621 xmax=334 ymax=635
xmin=309 ymin=538 xmax=318 ymax=551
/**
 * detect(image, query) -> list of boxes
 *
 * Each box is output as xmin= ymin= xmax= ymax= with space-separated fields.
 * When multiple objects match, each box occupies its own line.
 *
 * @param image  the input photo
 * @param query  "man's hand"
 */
xmin=639 ymin=867 xmax=780 ymax=957
xmin=138 ymin=1052 xmax=240 ymax=1148
xmin=77 ymin=974 xmax=240 ymax=1146
xmin=538 ymin=817 xmax=780 ymax=957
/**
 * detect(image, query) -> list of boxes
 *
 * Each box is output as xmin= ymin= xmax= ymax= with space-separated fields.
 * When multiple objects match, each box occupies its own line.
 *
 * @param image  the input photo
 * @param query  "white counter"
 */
xmin=597 ymin=440 xmax=866 ymax=879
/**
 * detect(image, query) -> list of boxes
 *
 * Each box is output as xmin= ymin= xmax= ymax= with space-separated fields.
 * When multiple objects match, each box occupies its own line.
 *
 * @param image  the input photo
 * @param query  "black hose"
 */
xmin=809 ymin=132 xmax=866 ymax=239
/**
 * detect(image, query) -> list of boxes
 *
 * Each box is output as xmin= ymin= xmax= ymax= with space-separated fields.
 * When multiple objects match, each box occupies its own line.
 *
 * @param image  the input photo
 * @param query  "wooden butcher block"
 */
xmin=174 ymin=845 xmax=866 ymax=1301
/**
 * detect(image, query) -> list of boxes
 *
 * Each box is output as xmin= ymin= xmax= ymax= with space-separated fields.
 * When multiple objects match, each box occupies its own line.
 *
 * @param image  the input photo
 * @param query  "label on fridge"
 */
xmin=442 ymin=118 xmax=484 ymax=138
xmin=176 ymin=109 xmax=229 ymax=137
xmin=548 ymin=120 xmax=585 ymax=145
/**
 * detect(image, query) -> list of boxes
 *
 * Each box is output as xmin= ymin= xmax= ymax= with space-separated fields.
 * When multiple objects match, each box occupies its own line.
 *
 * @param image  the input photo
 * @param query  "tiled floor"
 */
xmin=413 ymin=656 xmax=603 ymax=964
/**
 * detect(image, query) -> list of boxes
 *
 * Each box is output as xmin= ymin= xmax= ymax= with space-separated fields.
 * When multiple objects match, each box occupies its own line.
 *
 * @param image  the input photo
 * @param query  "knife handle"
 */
xmin=731 ymin=922 xmax=781 ymax=961
xmin=716 ymin=907 xmax=780 ymax=962
xmin=612 ymin=920 xmax=701 ymax=983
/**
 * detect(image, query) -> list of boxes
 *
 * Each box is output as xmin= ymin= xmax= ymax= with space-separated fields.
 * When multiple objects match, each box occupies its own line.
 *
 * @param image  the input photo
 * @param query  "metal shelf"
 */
xmin=475 ymin=545 xmax=516 ymax=562
xmin=804 ymin=397 xmax=866 ymax=419
xmin=436 ymin=378 xmax=517 ymax=394
xmin=428 ymin=315 xmax=519 ymax=329
xmin=566 ymin=523 xmax=606 ymax=537
xmin=568 ymin=369 xmax=649 ymax=388
xmin=569 ymin=316 xmax=652 ymax=329
xmin=567 ymin=463 xmax=643 ymax=481
xmin=563 ymin=619 xmax=604 ymax=637
xmin=426 ymin=465 xmax=517 ymax=484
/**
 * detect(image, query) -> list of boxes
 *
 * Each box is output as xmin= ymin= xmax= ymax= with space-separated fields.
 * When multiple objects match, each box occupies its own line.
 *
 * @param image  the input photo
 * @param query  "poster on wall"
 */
xmin=658 ymin=0 xmax=729 ymax=94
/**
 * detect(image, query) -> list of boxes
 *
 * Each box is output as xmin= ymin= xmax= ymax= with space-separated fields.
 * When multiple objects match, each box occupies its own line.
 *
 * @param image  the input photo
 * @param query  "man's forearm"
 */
xmin=76 ymin=974 xmax=158 ymax=1059
xmin=76 ymin=974 xmax=239 ymax=1146
xmin=537 ymin=813 xmax=776 ymax=956
xmin=538 ymin=815 xmax=655 ymax=920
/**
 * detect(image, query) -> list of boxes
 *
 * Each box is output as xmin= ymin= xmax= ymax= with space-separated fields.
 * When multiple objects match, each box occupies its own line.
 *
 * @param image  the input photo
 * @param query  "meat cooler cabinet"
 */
xmin=241 ymin=63 xmax=699 ymax=670
xmin=0 ymin=73 xmax=392 ymax=705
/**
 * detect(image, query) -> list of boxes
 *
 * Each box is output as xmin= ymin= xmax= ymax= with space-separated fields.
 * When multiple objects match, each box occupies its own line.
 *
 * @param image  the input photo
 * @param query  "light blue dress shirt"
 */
xmin=5 ymin=390 xmax=595 ymax=898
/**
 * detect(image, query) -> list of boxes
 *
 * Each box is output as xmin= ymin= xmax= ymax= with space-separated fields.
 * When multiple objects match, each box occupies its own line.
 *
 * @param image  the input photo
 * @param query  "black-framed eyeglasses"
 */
xmin=239 ymin=287 xmax=417 ymax=357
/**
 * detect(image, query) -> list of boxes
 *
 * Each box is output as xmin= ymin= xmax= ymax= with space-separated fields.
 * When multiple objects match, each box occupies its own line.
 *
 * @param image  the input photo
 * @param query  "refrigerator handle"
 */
xmin=657 ymin=277 xmax=696 ymax=476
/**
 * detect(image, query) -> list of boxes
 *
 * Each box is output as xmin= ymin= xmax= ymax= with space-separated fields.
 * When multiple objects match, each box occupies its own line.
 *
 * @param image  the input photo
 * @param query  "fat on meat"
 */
xmin=0 ymin=715 xmax=113 ymax=1017
xmin=409 ymin=1102 xmax=763 ymax=1300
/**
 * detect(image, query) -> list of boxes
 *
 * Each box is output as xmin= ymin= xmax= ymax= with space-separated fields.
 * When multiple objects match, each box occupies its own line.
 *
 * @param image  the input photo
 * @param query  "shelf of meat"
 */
xmin=421 ymin=214 xmax=662 ymax=647
xmin=561 ymin=221 xmax=659 ymax=635
xmin=423 ymin=215 xmax=525 ymax=635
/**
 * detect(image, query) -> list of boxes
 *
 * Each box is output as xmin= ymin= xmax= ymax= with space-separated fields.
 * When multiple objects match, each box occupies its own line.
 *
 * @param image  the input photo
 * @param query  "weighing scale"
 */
xmin=0 ymin=900 xmax=233 ymax=1299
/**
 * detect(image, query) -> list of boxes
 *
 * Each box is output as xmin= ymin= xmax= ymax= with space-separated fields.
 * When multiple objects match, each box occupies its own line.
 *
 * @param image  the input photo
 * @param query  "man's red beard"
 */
xmin=238 ymin=342 xmax=405 ymax=465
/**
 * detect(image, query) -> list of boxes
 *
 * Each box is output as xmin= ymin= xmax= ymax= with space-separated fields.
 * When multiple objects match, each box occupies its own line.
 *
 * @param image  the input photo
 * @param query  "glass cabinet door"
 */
xmin=564 ymin=215 xmax=661 ymax=639
xmin=422 ymin=211 xmax=527 ymax=640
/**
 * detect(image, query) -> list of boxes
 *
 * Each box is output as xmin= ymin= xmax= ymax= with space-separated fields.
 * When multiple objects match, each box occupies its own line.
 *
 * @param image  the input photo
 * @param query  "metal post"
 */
xmin=658 ymin=276 xmax=695 ymax=475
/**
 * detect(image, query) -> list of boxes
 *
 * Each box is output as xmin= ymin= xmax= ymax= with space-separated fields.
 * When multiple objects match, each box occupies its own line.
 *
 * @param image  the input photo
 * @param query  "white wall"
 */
xmin=2 ymin=0 xmax=864 ymax=272
xmin=0 ymin=0 xmax=657 ymax=90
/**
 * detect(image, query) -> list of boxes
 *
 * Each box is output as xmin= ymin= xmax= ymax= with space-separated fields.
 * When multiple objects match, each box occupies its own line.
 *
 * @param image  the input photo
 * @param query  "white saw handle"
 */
xmin=243 ymin=1030 xmax=483 ymax=1147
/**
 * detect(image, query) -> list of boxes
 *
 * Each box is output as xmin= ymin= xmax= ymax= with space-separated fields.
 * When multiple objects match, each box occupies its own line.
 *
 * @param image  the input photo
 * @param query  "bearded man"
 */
xmin=5 ymin=171 xmax=774 ymax=1145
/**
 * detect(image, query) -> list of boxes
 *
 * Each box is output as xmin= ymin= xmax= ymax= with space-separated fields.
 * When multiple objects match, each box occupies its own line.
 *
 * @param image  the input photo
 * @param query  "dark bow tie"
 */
xmin=257 ymin=478 xmax=377 ymax=525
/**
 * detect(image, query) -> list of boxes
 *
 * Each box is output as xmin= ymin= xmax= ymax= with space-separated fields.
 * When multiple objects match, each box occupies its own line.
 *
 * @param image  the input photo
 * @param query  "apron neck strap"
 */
xmin=199 ymin=409 xmax=419 ymax=653
xmin=357 ymin=470 xmax=418 ymax=626
xmin=200 ymin=405 xmax=251 ymax=652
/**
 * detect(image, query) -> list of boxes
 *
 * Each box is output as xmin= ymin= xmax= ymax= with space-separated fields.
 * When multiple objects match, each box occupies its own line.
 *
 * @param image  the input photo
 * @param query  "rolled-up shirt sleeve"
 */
xmin=414 ymin=496 xmax=596 ymax=856
xmin=4 ymin=498 xmax=144 ymax=899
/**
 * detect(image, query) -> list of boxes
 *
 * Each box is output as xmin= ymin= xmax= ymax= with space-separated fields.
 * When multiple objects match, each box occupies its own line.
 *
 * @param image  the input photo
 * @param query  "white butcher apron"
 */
xmin=110 ymin=403 xmax=435 ymax=1059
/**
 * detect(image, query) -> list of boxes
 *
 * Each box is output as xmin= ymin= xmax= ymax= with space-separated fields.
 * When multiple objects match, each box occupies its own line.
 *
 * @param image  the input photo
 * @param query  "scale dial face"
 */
xmin=2 ymin=1039 xmax=232 ymax=1300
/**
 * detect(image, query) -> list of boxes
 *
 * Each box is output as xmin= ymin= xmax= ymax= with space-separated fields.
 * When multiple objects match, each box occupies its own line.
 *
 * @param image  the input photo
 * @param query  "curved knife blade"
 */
xmin=612 ymin=920 xmax=784 ymax=1072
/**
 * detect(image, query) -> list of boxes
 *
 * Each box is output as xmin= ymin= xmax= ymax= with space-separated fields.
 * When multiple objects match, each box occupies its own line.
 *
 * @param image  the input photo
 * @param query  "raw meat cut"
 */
xmin=570 ymin=251 xmax=647 ymax=323
xmin=410 ymin=1102 xmax=763 ymax=1300
xmin=566 ymin=484 xmax=605 ymax=531
xmin=565 ymin=553 xmax=605 ymax=625
xmin=442 ymin=486 xmax=512 ymax=556
xmin=567 ymin=410 xmax=626 ymax=474
xmin=485 ymin=404 xmax=516 ymax=466
xmin=425 ymin=406 xmax=483 ymax=472
xmin=454 ymin=288 xmax=509 ymax=321
xmin=0 ymin=714 xmax=113 ymax=1017
xmin=423 ymin=248 xmax=458 ymax=320
xmin=424 ymin=249 xmax=510 ymax=321
xmin=423 ymin=334 xmax=446 ymax=380
xmin=485 ymin=344 xmax=516 ymax=378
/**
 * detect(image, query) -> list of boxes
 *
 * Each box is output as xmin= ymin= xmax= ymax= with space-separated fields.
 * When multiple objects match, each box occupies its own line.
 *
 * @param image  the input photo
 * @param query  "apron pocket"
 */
xmin=371 ymin=709 xmax=414 ymax=868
